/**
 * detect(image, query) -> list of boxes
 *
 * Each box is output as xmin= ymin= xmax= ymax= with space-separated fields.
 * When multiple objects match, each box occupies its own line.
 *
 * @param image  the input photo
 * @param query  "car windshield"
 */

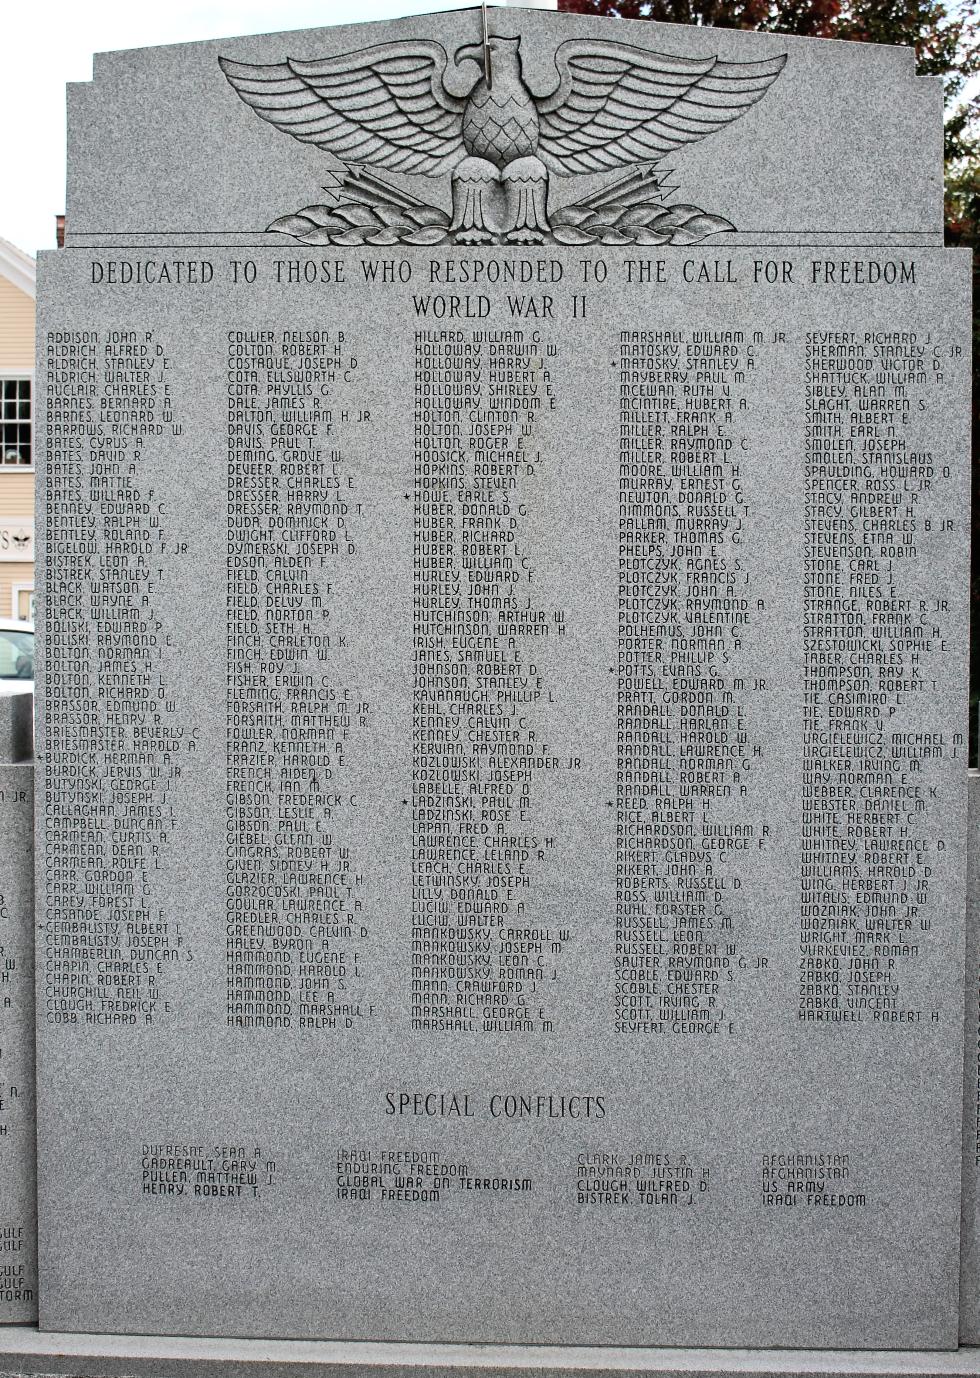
xmin=0 ymin=628 xmax=33 ymax=680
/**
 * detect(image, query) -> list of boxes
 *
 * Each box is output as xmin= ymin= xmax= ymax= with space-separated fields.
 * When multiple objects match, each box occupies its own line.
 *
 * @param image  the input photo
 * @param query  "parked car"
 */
xmin=0 ymin=619 xmax=34 ymax=697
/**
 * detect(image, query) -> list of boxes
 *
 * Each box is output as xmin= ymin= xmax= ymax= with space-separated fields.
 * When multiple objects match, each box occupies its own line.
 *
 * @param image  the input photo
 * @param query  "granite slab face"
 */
xmin=36 ymin=2 xmax=972 ymax=1354
xmin=962 ymin=772 xmax=980 ymax=1342
xmin=0 ymin=764 xmax=36 ymax=1323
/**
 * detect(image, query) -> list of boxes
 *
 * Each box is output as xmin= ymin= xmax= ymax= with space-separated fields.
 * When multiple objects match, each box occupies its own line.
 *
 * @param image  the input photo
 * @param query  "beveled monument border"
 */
xmin=2 ymin=1333 xmax=980 ymax=1378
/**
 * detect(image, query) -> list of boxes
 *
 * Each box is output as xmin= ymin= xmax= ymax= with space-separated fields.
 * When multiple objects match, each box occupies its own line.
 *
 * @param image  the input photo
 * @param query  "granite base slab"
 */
xmin=1 ymin=1334 xmax=980 ymax=1378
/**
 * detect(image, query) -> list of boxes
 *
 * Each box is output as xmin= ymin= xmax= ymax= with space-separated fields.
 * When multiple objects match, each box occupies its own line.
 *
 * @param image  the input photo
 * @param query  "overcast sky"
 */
xmin=0 ymin=0 xmax=483 ymax=260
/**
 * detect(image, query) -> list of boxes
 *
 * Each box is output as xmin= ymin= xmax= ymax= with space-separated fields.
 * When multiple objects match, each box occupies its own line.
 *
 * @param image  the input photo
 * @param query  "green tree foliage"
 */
xmin=557 ymin=0 xmax=839 ymax=32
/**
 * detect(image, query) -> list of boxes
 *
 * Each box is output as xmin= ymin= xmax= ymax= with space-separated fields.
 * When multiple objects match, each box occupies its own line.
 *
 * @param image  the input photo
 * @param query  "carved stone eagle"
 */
xmin=220 ymin=35 xmax=786 ymax=245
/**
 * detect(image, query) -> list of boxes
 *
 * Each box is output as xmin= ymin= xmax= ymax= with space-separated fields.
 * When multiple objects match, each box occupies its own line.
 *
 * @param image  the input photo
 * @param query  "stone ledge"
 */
xmin=1 ymin=1333 xmax=980 ymax=1378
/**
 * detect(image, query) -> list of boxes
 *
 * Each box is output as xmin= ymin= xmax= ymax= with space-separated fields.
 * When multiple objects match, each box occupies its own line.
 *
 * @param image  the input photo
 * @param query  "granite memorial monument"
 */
xmin=30 ymin=0 xmax=973 ymax=1355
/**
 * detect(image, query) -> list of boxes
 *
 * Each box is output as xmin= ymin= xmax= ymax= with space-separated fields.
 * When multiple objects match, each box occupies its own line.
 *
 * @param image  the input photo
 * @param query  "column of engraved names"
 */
xmin=616 ymin=329 xmax=770 ymax=1035
xmin=42 ymin=328 xmax=195 ymax=1027
xmin=412 ymin=329 xmax=572 ymax=1033
xmin=800 ymin=329 xmax=954 ymax=1024
xmin=0 ymin=776 xmax=35 ymax=1315
xmin=226 ymin=329 xmax=373 ymax=1031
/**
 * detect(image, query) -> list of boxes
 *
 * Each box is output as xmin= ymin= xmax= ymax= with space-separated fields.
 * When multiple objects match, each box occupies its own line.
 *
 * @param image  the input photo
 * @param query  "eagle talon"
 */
xmin=504 ymin=229 xmax=545 ymax=245
xmin=453 ymin=229 xmax=498 ymax=245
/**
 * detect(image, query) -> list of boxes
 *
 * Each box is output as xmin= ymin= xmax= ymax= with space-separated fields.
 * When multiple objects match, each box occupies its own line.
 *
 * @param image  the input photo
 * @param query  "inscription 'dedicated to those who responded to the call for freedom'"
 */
xmin=34 ymin=5 xmax=972 ymax=1355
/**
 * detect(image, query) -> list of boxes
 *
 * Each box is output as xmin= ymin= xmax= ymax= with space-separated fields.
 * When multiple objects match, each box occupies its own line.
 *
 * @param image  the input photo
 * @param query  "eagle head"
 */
xmin=454 ymin=34 xmax=523 ymax=89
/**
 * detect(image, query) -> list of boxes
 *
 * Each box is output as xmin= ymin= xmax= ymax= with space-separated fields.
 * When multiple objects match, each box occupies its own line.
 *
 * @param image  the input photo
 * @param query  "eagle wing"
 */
xmin=219 ymin=41 xmax=466 ymax=175
xmin=536 ymin=40 xmax=787 ymax=176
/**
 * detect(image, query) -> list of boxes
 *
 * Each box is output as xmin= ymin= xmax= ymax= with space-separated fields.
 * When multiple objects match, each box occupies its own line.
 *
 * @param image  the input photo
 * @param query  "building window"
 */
xmin=1 ymin=378 xmax=31 ymax=467
xmin=12 ymin=583 xmax=34 ymax=622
